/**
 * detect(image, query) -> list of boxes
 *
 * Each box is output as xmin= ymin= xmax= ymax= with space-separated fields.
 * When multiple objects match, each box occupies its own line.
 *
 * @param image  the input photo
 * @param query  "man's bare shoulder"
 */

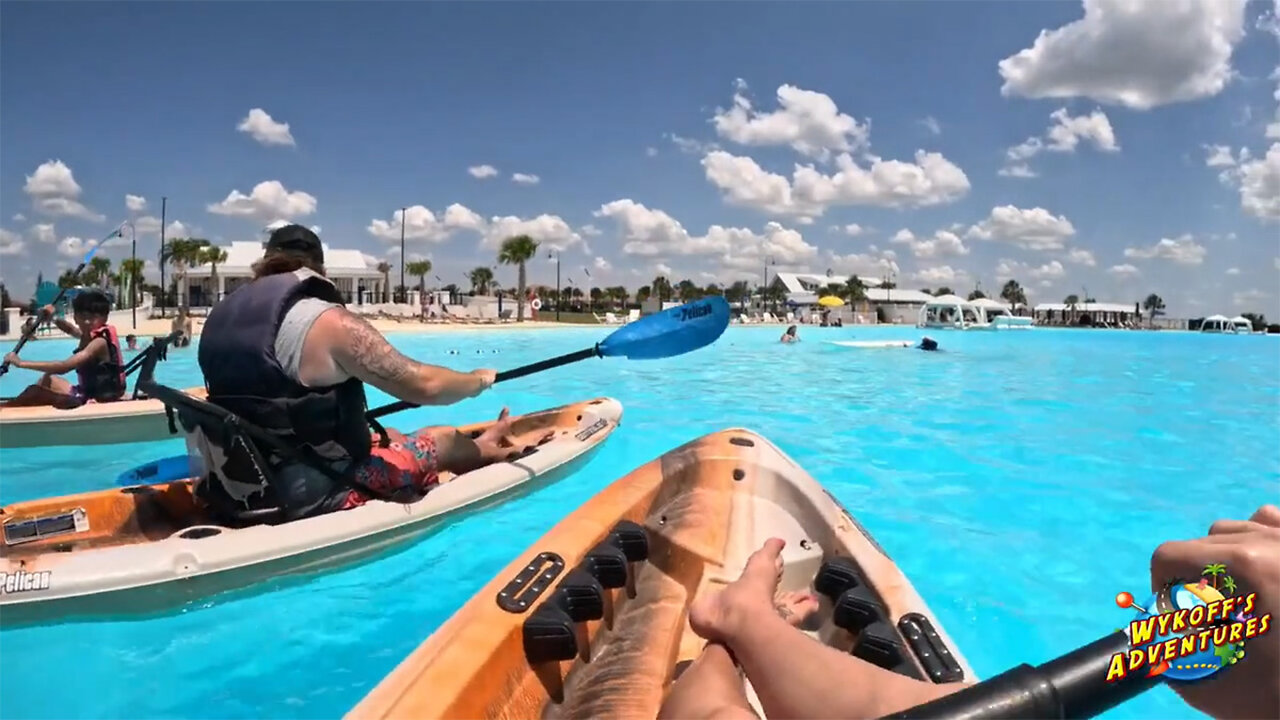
xmin=312 ymin=307 xmax=414 ymax=382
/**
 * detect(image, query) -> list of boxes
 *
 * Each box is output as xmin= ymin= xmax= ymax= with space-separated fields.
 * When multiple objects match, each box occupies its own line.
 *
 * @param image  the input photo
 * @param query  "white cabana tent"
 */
xmin=1201 ymin=314 xmax=1235 ymax=333
xmin=1230 ymin=315 xmax=1254 ymax=334
xmin=918 ymin=294 xmax=981 ymax=329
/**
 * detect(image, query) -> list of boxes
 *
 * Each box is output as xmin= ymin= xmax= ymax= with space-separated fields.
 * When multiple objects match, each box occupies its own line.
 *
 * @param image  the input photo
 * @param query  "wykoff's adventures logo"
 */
xmin=1107 ymin=563 xmax=1272 ymax=683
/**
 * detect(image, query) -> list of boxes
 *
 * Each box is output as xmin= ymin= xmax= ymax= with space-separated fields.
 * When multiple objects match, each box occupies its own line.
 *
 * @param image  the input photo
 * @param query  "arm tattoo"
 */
xmin=336 ymin=311 xmax=416 ymax=383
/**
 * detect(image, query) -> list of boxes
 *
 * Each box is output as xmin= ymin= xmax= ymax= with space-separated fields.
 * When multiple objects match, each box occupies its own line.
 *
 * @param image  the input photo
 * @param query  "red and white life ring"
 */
xmin=530 ymin=298 xmax=543 ymax=311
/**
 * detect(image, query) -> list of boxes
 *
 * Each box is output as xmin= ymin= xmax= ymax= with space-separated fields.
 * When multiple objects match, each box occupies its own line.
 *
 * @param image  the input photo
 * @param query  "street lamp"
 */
xmin=398 ymin=207 xmax=407 ymax=304
xmin=762 ymin=255 xmax=775 ymax=312
xmin=548 ymin=250 xmax=561 ymax=321
xmin=159 ymin=196 xmax=167 ymax=318
xmin=124 ymin=221 xmax=137 ymax=329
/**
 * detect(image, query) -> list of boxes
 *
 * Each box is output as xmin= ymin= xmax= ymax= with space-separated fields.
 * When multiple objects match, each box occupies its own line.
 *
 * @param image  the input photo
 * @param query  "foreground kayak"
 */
xmin=0 ymin=397 xmax=622 ymax=624
xmin=829 ymin=340 xmax=915 ymax=349
xmin=349 ymin=428 xmax=974 ymax=720
xmin=0 ymin=387 xmax=209 ymax=449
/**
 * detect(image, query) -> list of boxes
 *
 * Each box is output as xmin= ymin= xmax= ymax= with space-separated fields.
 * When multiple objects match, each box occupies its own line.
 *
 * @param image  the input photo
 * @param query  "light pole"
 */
xmin=762 ymin=255 xmax=775 ymax=312
xmin=398 ymin=207 xmax=407 ymax=304
xmin=548 ymin=250 xmax=561 ymax=321
xmin=125 ymin=221 xmax=137 ymax=329
xmin=159 ymin=196 xmax=167 ymax=318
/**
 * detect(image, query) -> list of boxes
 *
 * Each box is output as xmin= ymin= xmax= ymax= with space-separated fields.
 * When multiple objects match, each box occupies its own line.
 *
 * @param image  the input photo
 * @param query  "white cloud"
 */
xmin=12 ymin=213 xmax=25 ymax=222
xmin=995 ymin=258 xmax=1067 ymax=282
xmin=1204 ymin=144 xmax=1237 ymax=167
xmin=1236 ymin=143 xmax=1280 ymax=222
xmin=236 ymin=108 xmax=295 ymax=147
xmin=646 ymin=147 xmax=658 ymax=157
xmin=890 ymin=228 xmax=970 ymax=259
xmin=1226 ymin=267 xmax=1241 ymax=275
xmin=710 ymin=81 xmax=870 ymax=160
xmin=0 ymin=228 xmax=25 ymax=256
xmin=1123 ymin=234 xmax=1207 ymax=265
xmin=57 ymin=236 xmax=98 ymax=259
xmin=481 ymin=214 xmax=580 ymax=251
xmin=29 ymin=223 xmax=56 ymax=244
xmin=1232 ymin=289 xmax=1268 ymax=308
xmin=1108 ymin=263 xmax=1141 ymax=277
xmin=1000 ymin=108 xmax=1118 ymax=176
xmin=666 ymin=133 xmax=719 ymax=155
xmin=965 ymin=206 xmax=1076 ymax=251
xmin=579 ymin=224 xmax=603 ymax=237
xmin=23 ymin=159 xmax=104 ymax=221
xmin=1065 ymin=248 xmax=1097 ymax=266
xmin=914 ymin=265 xmax=967 ymax=285
xmin=207 ymin=180 xmax=317 ymax=221
xmin=367 ymin=204 xmax=581 ymax=252
xmin=997 ymin=0 xmax=1249 ymax=110
xmin=1259 ymin=3 xmax=1280 ymax=139
xmin=702 ymin=148 xmax=969 ymax=217
xmin=594 ymin=256 xmax=612 ymax=271
xmin=125 ymin=194 xmax=147 ymax=212
xmin=841 ymin=223 xmax=865 ymax=236
xmin=920 ymin=116 xmax=942 ymax=135
xmin=824 ymin=249 xmax=900 ymax=278
xmin=655 ymin=263 xmax=674 ymax=277
xmin=512 ymin=173 xmax=541 ymax=185
xmin=468 ymin=165 xmax=499 ymax=179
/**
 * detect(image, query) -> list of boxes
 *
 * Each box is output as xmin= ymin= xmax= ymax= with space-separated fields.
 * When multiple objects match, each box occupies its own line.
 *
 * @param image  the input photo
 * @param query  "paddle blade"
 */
xmin=598 ymin=296 xmax=730 ymax=360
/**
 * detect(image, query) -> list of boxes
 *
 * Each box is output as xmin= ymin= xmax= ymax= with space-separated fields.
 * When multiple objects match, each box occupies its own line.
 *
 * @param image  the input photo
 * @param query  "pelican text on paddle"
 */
xmin=679 ymin=302 xmax=713 ymax=322
xmin=0 ymin=569 xmax=52 ymax=594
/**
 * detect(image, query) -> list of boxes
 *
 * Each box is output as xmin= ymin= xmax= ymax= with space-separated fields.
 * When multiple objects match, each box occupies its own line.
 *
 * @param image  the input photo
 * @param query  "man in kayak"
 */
xmin=660 ymin=503 xmax=1280 ymax=720
xmin=918 ymin=336 xmax=939 ymax=351
xmin=780 ymin=325 xmax=799 ymax=343
xmin=196 ymin=224 xmax=547 ymax=520
xmin=2 ymin=290 xmax=127 ymax=409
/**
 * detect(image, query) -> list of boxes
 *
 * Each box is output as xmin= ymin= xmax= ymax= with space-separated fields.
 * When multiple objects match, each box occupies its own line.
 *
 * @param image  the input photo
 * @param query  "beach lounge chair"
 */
xmin=627 ymin=309 xmax=640 ymax=323
xmin=604 ymin=312 xmax=622 ymax=324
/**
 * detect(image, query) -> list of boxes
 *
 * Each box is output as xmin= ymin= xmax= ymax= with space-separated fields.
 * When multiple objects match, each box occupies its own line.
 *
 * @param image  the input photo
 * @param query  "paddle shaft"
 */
xmin=0 ymin=243 xmax=106 ymax=377
xmin=365 ymin=345 xmax=601 ymax=420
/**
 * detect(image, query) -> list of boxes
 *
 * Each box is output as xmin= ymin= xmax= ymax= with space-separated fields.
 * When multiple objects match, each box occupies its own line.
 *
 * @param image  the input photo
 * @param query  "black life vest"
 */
xmin=195 ymin=269 xmax=373 ymax=512
xmin=76 ymin=324 xmax=126 ymax=402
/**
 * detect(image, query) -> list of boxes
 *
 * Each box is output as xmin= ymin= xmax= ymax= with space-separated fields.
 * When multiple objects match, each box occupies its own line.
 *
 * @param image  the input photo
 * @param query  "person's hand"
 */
xmin=4 ymin=352 xmax=22 ymax=368
xmin=470 ymin=368 xmax=497 ymax=394
xmin=1150 ymin=504 xmax=1280 ymax=720
xmin=39 ymin=304 xmax=55 ymax=320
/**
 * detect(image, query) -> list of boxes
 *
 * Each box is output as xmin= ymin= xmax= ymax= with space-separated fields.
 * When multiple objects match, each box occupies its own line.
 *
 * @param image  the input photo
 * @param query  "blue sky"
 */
xmin=2 ymin=0 xmax=1278 ymax=316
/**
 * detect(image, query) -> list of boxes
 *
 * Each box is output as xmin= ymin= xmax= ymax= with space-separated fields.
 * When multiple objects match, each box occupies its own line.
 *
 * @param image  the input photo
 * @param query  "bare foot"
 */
xmin=690 ymin=538 xmax=789 ymax=644
xmin=774 ymin=590 xmax=820 ymax=629
xmin=474 ymin=407 xmax=555 ymax=460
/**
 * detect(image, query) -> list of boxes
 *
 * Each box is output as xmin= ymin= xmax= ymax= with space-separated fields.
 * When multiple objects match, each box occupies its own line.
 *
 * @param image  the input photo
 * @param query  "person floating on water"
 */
xmin=658 ymin=503 xmax=1280 ymax=720
xmin=195 ymin=224 xmax=553 ymax=521
xmin=125 ymin=334 xmax=139 ymax=351
xmin=780 ymin=325 xmax=800 ymax=343
xmin=2 ymin=290 xmax=127 ymax=409
xmin=918 ymin=335 xmax=939 ymax=351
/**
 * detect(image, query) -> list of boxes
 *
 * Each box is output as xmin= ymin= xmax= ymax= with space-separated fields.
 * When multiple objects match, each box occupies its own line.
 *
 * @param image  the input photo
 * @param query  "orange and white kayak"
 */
xmin=0 ymin=397 xmax=622 ymax=624
xmin=0 ymin=387 xmax=208 ymax=449
xmin=349 ymin=428 xmax=975 ymax=720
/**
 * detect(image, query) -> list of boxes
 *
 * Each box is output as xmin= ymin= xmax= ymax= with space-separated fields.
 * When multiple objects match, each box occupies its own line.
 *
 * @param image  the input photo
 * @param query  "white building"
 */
xmin=771 ymin=272 xmax=933 ymax=323
xmin=181 ymin=241 xmax=388 ymax=307
xmin=1033 ymin=301 xmax=1140 ymax=327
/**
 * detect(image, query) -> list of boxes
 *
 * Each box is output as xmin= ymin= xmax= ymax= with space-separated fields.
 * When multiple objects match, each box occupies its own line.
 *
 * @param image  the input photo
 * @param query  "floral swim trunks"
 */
xmin=340 ymin=430 xmax=441 ymax=509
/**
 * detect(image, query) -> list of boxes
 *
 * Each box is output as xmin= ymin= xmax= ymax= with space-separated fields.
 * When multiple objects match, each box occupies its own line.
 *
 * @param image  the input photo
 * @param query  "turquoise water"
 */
xmin=1 ymin=326 xmax=1277 ymax=719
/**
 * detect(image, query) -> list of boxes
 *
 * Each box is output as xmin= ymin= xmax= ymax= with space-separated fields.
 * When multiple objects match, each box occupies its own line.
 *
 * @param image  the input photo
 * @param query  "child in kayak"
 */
xmin=2 ymin=290 xmax=127 ymax=409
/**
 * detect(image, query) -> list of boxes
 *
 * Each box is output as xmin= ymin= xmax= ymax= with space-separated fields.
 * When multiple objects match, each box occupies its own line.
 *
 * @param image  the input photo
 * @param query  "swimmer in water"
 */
xmin=917 ymin=336 xmax=939 ymax=351
xmin=780 ymin=325 xmax=799 ymax=343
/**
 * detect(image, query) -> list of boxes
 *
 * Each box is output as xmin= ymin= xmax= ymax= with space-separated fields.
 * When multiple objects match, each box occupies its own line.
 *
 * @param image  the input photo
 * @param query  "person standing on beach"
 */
xmin=195 ymin=224 xmax=549 ymax=521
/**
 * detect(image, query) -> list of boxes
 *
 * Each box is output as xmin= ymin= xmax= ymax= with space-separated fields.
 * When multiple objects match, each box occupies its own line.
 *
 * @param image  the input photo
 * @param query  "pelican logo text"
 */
xmin=679 ymin=303 xmax=712 ymax=322
xmin=0 ymin=569 xmax=52 ymax=594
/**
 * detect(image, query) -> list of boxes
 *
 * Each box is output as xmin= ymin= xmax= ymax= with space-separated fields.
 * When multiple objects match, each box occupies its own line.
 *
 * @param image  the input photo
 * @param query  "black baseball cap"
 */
xmin=265 ymin=224 xmax=324 ymax=264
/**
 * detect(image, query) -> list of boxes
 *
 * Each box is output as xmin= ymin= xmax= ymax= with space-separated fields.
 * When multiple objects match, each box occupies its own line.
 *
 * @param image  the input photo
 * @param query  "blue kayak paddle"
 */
xmin=116 ymin=454 xmax=194 ymax=487
xmin=366 ymin=295 xmax=731 ymax=420
xmin=0 ymin=229 xmax=120 ymax=377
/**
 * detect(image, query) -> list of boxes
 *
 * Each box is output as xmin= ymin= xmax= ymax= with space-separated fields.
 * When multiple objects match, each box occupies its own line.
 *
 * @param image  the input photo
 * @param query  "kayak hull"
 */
xmin=0 ymin=397 xmax=622 ymax=625
xmin=0 ymin=387 xmax=208 ymax=449
xmin=349 ymin=428 xmax=975 ymax=720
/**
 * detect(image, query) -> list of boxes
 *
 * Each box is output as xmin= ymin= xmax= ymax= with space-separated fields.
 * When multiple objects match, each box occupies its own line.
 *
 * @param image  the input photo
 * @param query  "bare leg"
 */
xmin=1 ymin=375 xmax=75 ymax=408
xmin=690 ymin=539 xmax=970 ymax=719
xmin=659 ymin=591 xmax=820 ymax=720
xmin=421 ymin=407 xmax=555 ymax=476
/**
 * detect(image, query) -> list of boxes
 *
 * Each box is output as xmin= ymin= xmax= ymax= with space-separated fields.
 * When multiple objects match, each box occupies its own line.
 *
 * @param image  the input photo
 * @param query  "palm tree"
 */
xmin=88 ymin=256 xmax=112 ymax=290
xmin=1143 ymin=293 xmax=1165 ymax=328
xmin=468 ymin=267 xmax=495 ymax=296
xmin=1064 ymin=294 xmax=1080 ymax=325
xmin=497 ymin=235 xmax=539 ymax=322
xmin=163 ymin=237 xmax=210 ymax=310
xmin=967 ymin=288 xmax=987 ymax=301
xmin=588 ymin=287 xmax=604 ymax=314
xmin=198 ymin=245 xmax=228 ymax=304
xmin=120 ymin=258 xmax=146 ymax=309
xmin=1202 ymin=563 xmax=1227 ymax=590
xmin=375 ymin=262 xmax=391 ymax=302
xmin=406 ymin=260 xmax=433 ymax=304
xmin=636 ymin=285 xmax=652 ymax=304
xmin=1222 ymin=575 xmax=1237 ymax=595
xmin=651 ymin=276 xmax=672 ymax=304
xmin=677 ymin=279 xmax=699 ymax=302
xmin=1000 ymin=279 xmax=1027 ymax=307
xmin=933 ymin=287 xmax=954 ymax=297
xmin=703 ymin=283 xmax=723 ymax=296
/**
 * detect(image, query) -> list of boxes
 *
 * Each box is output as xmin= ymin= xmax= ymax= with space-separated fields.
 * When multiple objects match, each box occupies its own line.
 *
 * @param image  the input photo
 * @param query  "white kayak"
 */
xmin=0 ymin=387 xmax=208 ymax=449
xmin=829 ymin=340 xmax=916 ymax=349
xmin=349 ymin=428 xmax=974 ymax=719
xmin=0 ymin=397 xmax=622 ymax=624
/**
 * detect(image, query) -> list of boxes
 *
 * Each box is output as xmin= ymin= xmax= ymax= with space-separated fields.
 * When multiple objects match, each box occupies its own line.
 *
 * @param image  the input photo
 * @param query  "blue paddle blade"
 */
xmin=116 ymin=454 xmax=193 ymax=486
xmin=598 ymin=296 xmax=730 ymax=360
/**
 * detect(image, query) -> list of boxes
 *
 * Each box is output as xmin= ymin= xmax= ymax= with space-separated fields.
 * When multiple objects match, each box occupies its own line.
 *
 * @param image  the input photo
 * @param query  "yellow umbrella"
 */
xmin=817 ymin=295 xmax=845 ymax=307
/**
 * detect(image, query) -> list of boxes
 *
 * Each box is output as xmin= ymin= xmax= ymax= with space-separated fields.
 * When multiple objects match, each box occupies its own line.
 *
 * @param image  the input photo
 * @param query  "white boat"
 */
xmin=1230 ymin=315 xmax=1255 ymax=334
xmin=0 ymin=389 xmax=623 ymax=625
xmin=1201 ymin=314 xmax=1237 ymax=333
xmin=917 ymin=294 xmax=984 ymax=330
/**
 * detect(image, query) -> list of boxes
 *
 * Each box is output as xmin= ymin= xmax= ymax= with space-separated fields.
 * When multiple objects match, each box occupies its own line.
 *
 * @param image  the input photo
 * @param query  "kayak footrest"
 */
xmin=898 ymin=613 xmax=966 ymax=684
